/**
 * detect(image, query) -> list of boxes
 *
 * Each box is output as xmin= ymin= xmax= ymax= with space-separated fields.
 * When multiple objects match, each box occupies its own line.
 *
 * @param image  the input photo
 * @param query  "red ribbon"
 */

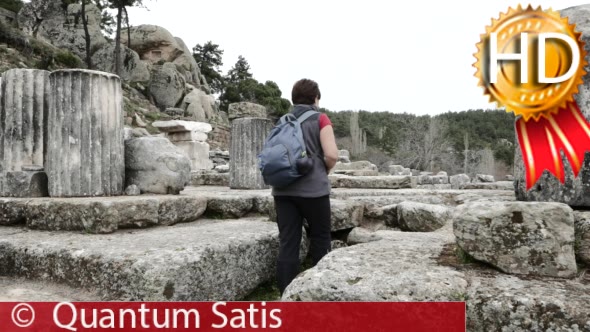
xmin=516 ymin=101 xmax=590 ymax=190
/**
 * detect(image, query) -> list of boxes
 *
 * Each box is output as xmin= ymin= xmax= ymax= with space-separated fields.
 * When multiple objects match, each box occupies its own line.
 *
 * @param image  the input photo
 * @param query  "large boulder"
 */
xmin=453 ymin=201 xmax=577 ymax=278
xmin=91 ymin=44 xmax=150 ymax=83
xmin=125 ymin=137 xmax=191 ymax=195
xmin=182 ymin=87 xmax=216 ymax=122
xmin=149 ymin=63 xmax=186 ymax=110
xmin=17 ymin=1 xmax=106 ymax=60
xmin=397 ymin=201 xmax=450 ymax=232
xmin=173 ymin=37 xmax=202 ymax=86
xmin=122 ymin=25 xmax=183 ymax=63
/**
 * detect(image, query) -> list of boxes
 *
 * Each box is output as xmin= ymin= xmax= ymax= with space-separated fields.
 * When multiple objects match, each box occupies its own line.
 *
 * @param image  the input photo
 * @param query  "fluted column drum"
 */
xmin=0 ymin=69 xmax=50 ymax=173
xmin=46 ymin=69 xmax=124 ymax=197
xmin=0 ymin=69 xmax=50 ymax=196
xmin=229 ymin=117 xmax=273 ymax=189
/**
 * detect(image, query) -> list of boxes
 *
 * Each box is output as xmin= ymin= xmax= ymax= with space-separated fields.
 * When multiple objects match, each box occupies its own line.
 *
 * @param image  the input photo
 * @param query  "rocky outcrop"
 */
xmin=91 ymin=44 xmax=150 ymax=83
xmin=125 ymin=137 xmax=191 ymax=195
xmin=17 ymin=1 xmax=106 ymax=60
xmin=453 ymin=201 xmax=577 ymax=278
xmin=122 ymin=25 xmax=183 ymax=63
xmin=0 ymin=219 xmax=281 ymax=300
xmin=121 ymin=25 xmax=203 ymax=87
xmin=397 ymin=201 xmax=450 ymax=232
xmin=148 ymin=63 xmax=186 ymax=110
xmin=47 ymin=69 xmax=124 ymax=197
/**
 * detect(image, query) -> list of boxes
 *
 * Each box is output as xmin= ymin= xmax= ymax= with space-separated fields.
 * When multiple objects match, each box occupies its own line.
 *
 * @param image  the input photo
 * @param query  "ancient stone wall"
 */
xmin=209 ymin=124 xmax=230 ymax=151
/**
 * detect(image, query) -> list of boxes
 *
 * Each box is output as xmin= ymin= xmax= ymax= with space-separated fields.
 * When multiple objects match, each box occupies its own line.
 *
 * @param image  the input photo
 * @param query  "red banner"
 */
xmin=0 ymin=301 xmax=465 ymax=332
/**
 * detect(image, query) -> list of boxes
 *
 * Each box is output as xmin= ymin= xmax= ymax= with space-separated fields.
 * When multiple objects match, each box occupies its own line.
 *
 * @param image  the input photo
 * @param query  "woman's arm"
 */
xmin=320 ymin=125 xmax=339 ymax=172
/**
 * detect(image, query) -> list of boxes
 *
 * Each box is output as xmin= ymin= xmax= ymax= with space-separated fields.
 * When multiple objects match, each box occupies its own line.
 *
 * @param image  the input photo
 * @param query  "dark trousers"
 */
xmin=273 ymin=195 xmax=332 ymax=295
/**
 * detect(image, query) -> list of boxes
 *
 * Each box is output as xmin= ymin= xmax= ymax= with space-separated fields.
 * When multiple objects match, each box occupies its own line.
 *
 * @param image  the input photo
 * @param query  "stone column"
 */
xmin=46 ymin=69 xmax=124 ymax=197
xmin=229 ymin=117 xmax=273 ymax=189
xmin=0 ymin=69 xmax=50 ymax=196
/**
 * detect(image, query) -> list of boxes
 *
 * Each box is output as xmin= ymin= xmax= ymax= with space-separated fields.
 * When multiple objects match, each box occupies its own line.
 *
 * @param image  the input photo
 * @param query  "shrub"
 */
xmin=55 ymin=51 xmax=82 ymax=68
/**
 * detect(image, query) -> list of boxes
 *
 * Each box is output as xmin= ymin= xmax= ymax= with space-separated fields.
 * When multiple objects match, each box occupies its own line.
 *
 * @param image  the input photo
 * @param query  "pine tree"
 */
xmin=192 ymin=41 xmax=225 ymax=94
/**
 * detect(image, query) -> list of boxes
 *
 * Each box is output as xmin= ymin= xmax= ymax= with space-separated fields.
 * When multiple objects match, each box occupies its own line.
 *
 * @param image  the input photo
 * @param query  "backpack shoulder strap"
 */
xmin=296 ymin=110 xmax=319 ymax=124
xmin=279 ymin=113 xmax=297 ymax=124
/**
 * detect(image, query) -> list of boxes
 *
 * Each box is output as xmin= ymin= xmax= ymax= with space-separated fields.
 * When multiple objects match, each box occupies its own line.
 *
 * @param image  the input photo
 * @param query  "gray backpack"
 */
xmin=257 ymin=110 xmax=318 ymax=188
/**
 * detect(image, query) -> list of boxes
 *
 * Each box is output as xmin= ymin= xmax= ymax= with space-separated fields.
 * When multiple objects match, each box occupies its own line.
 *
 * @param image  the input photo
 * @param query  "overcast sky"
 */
xmin=127 ymin=1 xmax=589 ymax=115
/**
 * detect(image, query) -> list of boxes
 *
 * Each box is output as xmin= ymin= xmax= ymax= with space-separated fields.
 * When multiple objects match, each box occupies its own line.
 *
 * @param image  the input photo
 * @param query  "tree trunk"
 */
xmin=81 ymin=0 xmax=92 ymax=69
xmin=124 ymin=6 xmax=131 ymax=48
xmin=114 ymin=6 xmax=123 ymax=76
xmin=463 ymin=132 xmax=469 ymax=174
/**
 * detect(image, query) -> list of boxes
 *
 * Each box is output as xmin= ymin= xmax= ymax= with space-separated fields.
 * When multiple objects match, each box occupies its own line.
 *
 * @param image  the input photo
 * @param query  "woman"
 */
xmin=272 ymin=78 xmax=339 ymax=295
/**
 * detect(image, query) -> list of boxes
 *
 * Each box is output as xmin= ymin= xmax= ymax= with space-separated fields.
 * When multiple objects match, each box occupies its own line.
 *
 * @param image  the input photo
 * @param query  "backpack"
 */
xmin=258 ymin=110 xmax=319 ymax=188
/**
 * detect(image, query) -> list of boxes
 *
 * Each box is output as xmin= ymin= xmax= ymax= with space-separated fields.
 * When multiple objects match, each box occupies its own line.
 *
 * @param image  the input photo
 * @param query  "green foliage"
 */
xmin=55 ymin=51 xmax=83 ymax=68
xmin=192 ymin=41 xmax=225 ymax=94
xmin=219 ymin=55 xmax=291 ymax=116
xmin=0 ymin=0 xmax=23 ymax=12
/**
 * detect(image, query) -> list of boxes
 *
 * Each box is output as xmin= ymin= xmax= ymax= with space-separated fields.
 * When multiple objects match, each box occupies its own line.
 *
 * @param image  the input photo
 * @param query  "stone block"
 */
xmin=228 ymin=102 xmax=267 ymax=120
xmin=166 ymin=131 xmax=208 ymax=142
xmin=152 ymin=120 xmax=212 ymax=133
xmin=3 ymin=171 xmax=48 ymax=198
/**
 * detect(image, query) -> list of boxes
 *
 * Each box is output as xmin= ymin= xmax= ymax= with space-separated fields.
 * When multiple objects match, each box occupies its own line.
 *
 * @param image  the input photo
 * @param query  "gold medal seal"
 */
xmin=473 ymin=5 xmax=587 ymax=120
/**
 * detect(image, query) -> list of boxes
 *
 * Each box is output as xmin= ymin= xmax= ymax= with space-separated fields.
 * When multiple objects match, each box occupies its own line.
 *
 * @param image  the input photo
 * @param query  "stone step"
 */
xmin=0 ymin=218 xmax=283 ymax=301
xmin=329 ymin=175 xmax=416 ymax=189
xmin=282 ymin=230 xmax=590 ymax=331
xmin=0 ymin=276 xmax=102 ymax=301
xmin=0 ymin=195 xmax=208 ymax=234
